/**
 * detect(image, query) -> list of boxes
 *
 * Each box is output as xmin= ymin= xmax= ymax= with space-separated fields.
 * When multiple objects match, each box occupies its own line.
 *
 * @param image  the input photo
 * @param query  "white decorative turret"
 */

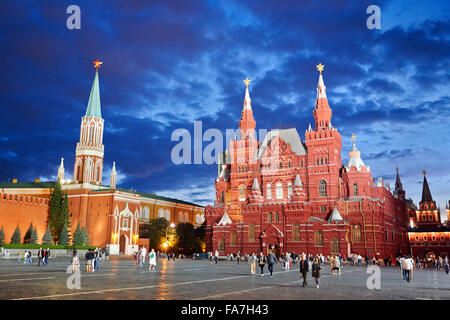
xmin=346 ymin=134 xmax=370 ymax=172
xmin=57 ymin=158 xmax=65 ymax=182
xmin=110 ymin=161 xmax=117 ymax=189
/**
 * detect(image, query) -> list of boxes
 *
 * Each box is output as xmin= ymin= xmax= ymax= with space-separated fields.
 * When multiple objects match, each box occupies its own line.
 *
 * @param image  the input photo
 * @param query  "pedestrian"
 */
xmin=444 ymin=256 xmax=449 ymax=275
xmin=299 ymin=254 xmax=309 ymax=287
xmin=72 ymin=251 xmax=80 ymax=273
xmin=44 ymin=248 xmax=50 ymax=266
xmin=214 ymin=250 xmax=219 ymax=264
xmin=311 ymin=256 xmax=322 ymax=288
xmin=90 ymin=249 xmax=95 ymax=272
xmin=258 ymin=252 xmax=266 ymax=276
xmin=399 ymin=255 xmax=406 ymax=279
xmin=149 ymin=249 xmax=157 ymax=271
xmin=402 ymin=255 xmax=413 ymax=282
xmin=250 ymin=252 xmax=257 ymax=275
xmin=266 ymin=250 xmax=278 ymax=277
xmin=85 ymin=249 xmax=92 ymax=272
xmin=37 ymin=247 xmax=43 ymax=267
xmin=140 ymin=246 xmax=147 ymax=267
xmin=237 ymin=251 xmax=241 ymax=265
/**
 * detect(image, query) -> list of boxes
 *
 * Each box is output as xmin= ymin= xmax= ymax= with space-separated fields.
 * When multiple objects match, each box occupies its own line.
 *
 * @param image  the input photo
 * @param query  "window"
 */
xmin=320 ymin=158 xmax=323 ymax=165
xmin=353 ymin=183 xmax=358 ymax=196
xmin=325 ymin=157 xmax=327 ymax=164
xmin=421 ymin=215 xmax=427 ymax=222
xmin=319 ymin=181 xmax=327 ymax=197
xmin=315 ymin=231 xmax=323 ymax=246
xmin=139 ymin=224 xmax=149 ymax=238
xmin=184 ymin=212 xmax=189 ymax=223
xmin=316 ymin=158 xmax=319 ymax=165
xmin=423 ymin=235 xmax=427 ymax=241
xmin=275 ymin=212 xmax=280 ymax=223
xmin=428 ymin=214 xmax=434 ymax=221
xmin=221 ymin=192 xmax=225 ymax=203
xmin=300 ymin=159 xmax=303 ymax=167
xmin=331 ymin=237 xmax=339 ymax=253
xmin=238 ymin=185 xmax=246 ymax=201
xmin=385 ymin=228 xmax=389 ymax=241
xmin=267 ymin=184 xmax=272 ymax=200
xmin=351 ymin=225 xmax=361 ymax=242
xmin=158 ymin=208 xmax=165 ymax=219
xmin=415 ymin=236 xmax=419 ymax=241
xmin=293 ymin=223 xmax=300 ymax=241
xmin=268 ymin=212 xmax=272 ymax=223
xmin=178 ymin=212 xmax=184 ymax=223
xmin=218 ymin=238 xmax=225 ymax=251
xmin=122 ymin=218 xmax=129 ymax=229
xmin=248 ymin=224 xmax=255 ymax=242
xmin=288 ymin=182 xmax=293 ymax=198
xmin=432 ymin=235 xmax=436 ymax=241
xmin=440 ymin=235 xmax=445 ymax=241
xmin=320 ymin=206 xmax=327 ymax=213
xmin=230 ymin=232 xmax=237 ymax=246
xmin=276 ymin=183 xmax=283 ymax=199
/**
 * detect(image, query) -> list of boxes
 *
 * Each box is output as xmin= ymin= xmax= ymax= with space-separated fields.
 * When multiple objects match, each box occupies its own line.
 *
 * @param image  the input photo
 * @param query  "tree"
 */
xmin=48 ymin=181 xmax=72 ymax=243
xmin=148 ymin=218 xmax=169 ymax=249
xmin=0 ymin=226 xmax=5 ymax=244
xmin=174 ymin=223 xmax=202 ymax=255
xmin=10 ymin=226 xmax=21 ymax=244
xmin=81 ymin=227 xmax=90 ymax=246
xmin=30 ymin=228 xmax=38 ymax=244
xmin=73 ymin=222 xmax=83 ymax=246
xmin=23 ymin=223 xmax=33 ymax=244
xmin=58 ymin=222 xmax=69 ymax=245
xmin=42 ymin=227 xmax=53 ymax=245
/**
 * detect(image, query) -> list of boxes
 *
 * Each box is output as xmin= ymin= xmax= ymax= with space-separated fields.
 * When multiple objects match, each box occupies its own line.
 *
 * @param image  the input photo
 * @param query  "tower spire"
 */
xmin=85 ymin=60 xmax=102 ymax=118
xmin=110 ymin=161 xmax=117 ymax=189
xmin=313 ymin=63 xmax=332 ymax=131
xmin=238 ymin=77 xmax=256 ymax=140
xmin=421 ymin=170 xmax=433 ymax=203
xmin=57 ymin=158 xmax=65 ymax=182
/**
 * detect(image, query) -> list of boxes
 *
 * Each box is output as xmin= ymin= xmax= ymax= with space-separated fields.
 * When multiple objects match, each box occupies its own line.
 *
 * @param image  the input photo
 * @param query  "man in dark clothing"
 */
xmin=299 ymin=255 xmax=309 ymax=287
xmin=37 ymin=247 xmax=44 ymax=266
xmin=266 ymin=251 xmax=278 ymax=277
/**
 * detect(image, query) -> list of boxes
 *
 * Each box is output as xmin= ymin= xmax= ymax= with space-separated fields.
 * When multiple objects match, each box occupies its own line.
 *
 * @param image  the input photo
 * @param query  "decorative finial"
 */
xmin=351 ymin=133 xmax=356 ymax=142
xmin=244 ymin=77 xmax=251 ymax=88
xmin=396 ymin=166 xmax=399 ymax=173
xmin=93 ymin=59 xmax=103 ymax=71
xmin=423 ymin=169 xmax=427 ymax=176
xmin=316 ymin=63 xmax=325 ymax=74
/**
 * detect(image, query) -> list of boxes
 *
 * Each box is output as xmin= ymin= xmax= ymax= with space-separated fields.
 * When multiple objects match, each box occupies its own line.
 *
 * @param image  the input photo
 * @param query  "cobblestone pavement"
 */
xmin=0 ymin=257 xmax=449 ymax=300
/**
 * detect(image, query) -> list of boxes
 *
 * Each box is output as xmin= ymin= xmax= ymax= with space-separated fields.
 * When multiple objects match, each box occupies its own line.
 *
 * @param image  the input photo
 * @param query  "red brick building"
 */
xmin=204 ymin=65 xmax=412 ymax=258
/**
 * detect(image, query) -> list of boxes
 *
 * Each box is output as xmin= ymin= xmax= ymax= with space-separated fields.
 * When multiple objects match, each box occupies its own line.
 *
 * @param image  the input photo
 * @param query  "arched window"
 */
xmin=287 ymin=182 xmax=293 ymax=198
xmin=220 ymin=192 xmax=225 ymax=203
xmin=428 ymin=214 xmax=434 ymax=221
xmin=331 ymin=237 xmax=339 ymax=253
xmin=184 ymin=212 xmax=189 ymax=223
xmin=325 ymin=157 xmax=327 ymax=164
xmin=143 ymin=206 xmax=150 ymax=219
xmin=293 ymin=223 xmax=300 ymax=241
xmin=316 ymin=158 xmax=319 ymax=165
xmin=165 ymin=209 xmax=170 ymax=221
xmin=314 ymin=231 xmax=323 ymax=246
xmin=276 ymin=183 xmax=283 ymax=199
xmin=268 ymin=212 xmax=272 ymax=223
xmin=319 ymin=180 xmax=327 ymax=197
xmin=178 ymin=212 xmax=184 ymax=223
xmin=320 ymin=158 xmax=323 ymax=165
xmin=158 ymin=208 xmax=165 ymax=219
xmin=300 ymin=159 xmax=303 ymax=167
xmin=248 ymin=224 xmax=255 ymax=242
xmin=230 ymin=231 xmax=237 ymax=246
xmin=218 ymin=238 xmax=225 ymax=251
xmin=353 ymin=183 xmax=358 ymax=196
xmin=238 ymin=185 xmax=246 ymax=201
xmin=267 ymin=184 xmax=272 ymax=200
xmin=351 ymin=225 xmax=361 ymax=242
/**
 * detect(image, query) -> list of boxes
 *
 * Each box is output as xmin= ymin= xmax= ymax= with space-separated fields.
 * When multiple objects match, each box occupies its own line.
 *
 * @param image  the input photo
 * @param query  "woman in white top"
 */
xmin=149 ymin=249 xmax=157 ymax=271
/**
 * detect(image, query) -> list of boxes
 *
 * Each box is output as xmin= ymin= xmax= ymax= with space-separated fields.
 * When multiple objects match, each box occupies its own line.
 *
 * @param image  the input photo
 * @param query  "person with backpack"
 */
xmin=311 ymin=256 xmax=322 ymax=288
xmin=299 ymin=254 xmax=309 ymax=287
xmin=266 ymin=250 xmax=278 ymax=277
xmin=257 ymin=252 xmax=266 ymax=276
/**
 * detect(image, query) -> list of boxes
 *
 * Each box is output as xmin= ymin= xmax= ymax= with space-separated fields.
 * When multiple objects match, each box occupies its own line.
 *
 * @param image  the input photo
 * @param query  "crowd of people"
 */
xmin=134 ymin=246 xmax=159 ymax=270
xmin=17 ymin=247 xmax=51 ymax=266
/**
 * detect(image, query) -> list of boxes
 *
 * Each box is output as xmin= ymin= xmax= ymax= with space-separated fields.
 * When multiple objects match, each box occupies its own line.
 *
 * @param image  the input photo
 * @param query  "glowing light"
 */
xmin=170 ymin=223 xmax=175 ymax=228
xmin=162 ymin=242 xmax=168 ymax=248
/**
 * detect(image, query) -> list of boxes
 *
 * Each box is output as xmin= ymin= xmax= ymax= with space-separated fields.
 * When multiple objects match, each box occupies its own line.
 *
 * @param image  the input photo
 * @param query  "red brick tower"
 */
xmin=73 ymin=61 xmax=105 ymax=185
xmin=304 ymin=64 xmax=342 ymax=219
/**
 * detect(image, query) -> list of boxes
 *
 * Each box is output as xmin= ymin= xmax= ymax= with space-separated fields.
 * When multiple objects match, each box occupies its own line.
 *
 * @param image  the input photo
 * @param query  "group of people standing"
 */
xmin=82 ymin=248 xmax=102 ymax=272
xmin=135 ymin=246 xmax=157 ymax=270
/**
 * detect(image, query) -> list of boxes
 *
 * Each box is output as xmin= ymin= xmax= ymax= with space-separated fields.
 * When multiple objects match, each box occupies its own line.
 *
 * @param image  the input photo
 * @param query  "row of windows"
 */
xmin=415 ymin=235 xmax=445 ymax=241
xmin=420 ymin=214 xmax=436 ymax=222
xmin=315 ymin=157 xmax=328 ymax=166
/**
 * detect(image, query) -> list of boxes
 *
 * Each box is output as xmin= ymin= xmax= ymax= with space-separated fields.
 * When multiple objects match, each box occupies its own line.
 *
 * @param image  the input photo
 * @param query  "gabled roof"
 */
xmin=255 ymin=128 xmax=307 ymax=160
xmin=421 ymin=175 xmax=433 ymax=203
xmin=328 ymin=208 xmax=343 ymax=223
xmin=217 ymin=211 xmax=233 ymax=226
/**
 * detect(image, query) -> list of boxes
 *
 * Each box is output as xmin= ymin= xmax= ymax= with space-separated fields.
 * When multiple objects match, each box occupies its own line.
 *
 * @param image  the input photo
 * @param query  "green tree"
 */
xmin=73 ymin=222 xmax=83 ymax=246
xmin=148 ymin=218 xmax=169 ymax=249
xmin=42 ymin=227 xmax=53 ymax=245
xmin=23 ymin=223 xmax=33 ymax=244
xmin=30 ymin=227 xmax=38 ymax=244
xmin=0 ymin=226 xmax=5 ymax=244
xmin=48 ymin=182 xmax=72 ymax=243
xmin=58 ymin=222 xmax=69 ymax=245
xmin=81 ymin=227 xmax=90 ymax=246
xmin=10 ymin=226 xmax=21 ymax=244
xmin=174 ymin=223 xmax=202 ymax=255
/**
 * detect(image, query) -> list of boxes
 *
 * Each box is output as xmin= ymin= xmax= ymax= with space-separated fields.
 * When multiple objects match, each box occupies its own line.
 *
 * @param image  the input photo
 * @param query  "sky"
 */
xmin=0 ymin=0 xmax=449 ymax=219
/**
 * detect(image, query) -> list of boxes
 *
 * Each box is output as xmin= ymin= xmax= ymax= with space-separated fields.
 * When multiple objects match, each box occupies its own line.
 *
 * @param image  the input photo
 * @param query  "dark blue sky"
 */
xmin=0 ymin=1 xmax=449 ymax=216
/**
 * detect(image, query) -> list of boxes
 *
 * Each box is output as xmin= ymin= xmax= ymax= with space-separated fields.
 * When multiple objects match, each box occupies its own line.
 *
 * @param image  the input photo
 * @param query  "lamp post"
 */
xmin=165 ymin=223 xmax=175 ymax=256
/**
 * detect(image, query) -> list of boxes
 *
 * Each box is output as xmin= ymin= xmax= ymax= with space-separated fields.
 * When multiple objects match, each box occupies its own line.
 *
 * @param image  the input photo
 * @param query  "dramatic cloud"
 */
xmin=0 ymin=0 xmax=449 ymax=215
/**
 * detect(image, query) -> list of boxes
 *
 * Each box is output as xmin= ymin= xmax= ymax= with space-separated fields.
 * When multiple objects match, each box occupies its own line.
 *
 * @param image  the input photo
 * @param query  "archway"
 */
xmin=119 ymin=234 xmax=127 ymax=254
xmin=267 ymin=244 xmax=280 ymax=257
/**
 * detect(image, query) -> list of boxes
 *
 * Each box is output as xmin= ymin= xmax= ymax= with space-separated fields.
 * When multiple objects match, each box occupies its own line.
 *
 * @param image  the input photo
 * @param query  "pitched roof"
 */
xmin=255 ymin=128 xmax=307 ymax=160
xmin=328 ymin=208 xmax=343 ymax=223
xmin=421 ymin=175 xmax=433 ymax=203
xmin=85 ymin=70 xmax=102 ymax=118
xmin=217 ymin=211 xmax=233 ymax=226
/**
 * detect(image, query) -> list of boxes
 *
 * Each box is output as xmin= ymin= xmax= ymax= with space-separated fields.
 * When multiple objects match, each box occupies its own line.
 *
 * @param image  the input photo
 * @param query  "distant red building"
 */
xmin=204 ymin=65 xmax=412 ymax=258
xmin=408 ymin=172 xmax=450 ymax=259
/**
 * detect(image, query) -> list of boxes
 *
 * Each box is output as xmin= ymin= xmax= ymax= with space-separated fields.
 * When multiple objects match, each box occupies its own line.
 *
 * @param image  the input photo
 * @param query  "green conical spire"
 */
xmin=85 ymin=70 xmax=102 ymax=118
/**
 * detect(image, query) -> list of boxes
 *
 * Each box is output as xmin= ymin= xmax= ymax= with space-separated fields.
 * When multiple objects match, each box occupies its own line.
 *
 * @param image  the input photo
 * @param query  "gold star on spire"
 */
xmin=423 ymin=169 xmax=427 ymax=176
xmin=316 ymin=63 xmax=325 ymax=74
xmin=93 ymin=59 xmax=103 ymax=71
xmin=351 ymin=133 xmax=356 ymax=142
xmin=244 ymin=77 xmax=251 ymax=88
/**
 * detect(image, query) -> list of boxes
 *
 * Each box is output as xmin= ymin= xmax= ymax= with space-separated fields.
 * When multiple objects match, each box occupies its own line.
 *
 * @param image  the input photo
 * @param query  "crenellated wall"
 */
xmin=0 ymin=192 xmax=49 ymax=244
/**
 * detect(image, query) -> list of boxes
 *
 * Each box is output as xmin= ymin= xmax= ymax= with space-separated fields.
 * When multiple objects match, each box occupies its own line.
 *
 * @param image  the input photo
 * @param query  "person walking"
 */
xmin=140 ymin=246 xmax=147 ymax=268
xmin=44 ymin=248 xmax=50 ymax=266
xmin=299 ymin=254 xmax=309 ymax=287
xmin=402 ymin=255 xmax=413 ymax=282
xmin=85 ymin=249 xmax=92 ymax=272
xmin=37 ymin=247 xmax=43 ymax=267
xmin=444 ymin=256 xmax=449 ymax=275
xmin=258 ymin=252 xmax=266 ymax=276
xmin=149 ymin=249 xmax=157 ymax=271
xmin=266 ymin=251 xmax=278 ymax=277
xmin=72 ymin=251 xmax=80 ymax=273
xmin=311 ymin=256 xmax=322 ymax=288
xmin=250 ymin=252 xmax=257 ymax=275
xmin=236 ymin=251 xmax=241 ymax=265
xmin=214 ymin=250 xmax=219 ymax=264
